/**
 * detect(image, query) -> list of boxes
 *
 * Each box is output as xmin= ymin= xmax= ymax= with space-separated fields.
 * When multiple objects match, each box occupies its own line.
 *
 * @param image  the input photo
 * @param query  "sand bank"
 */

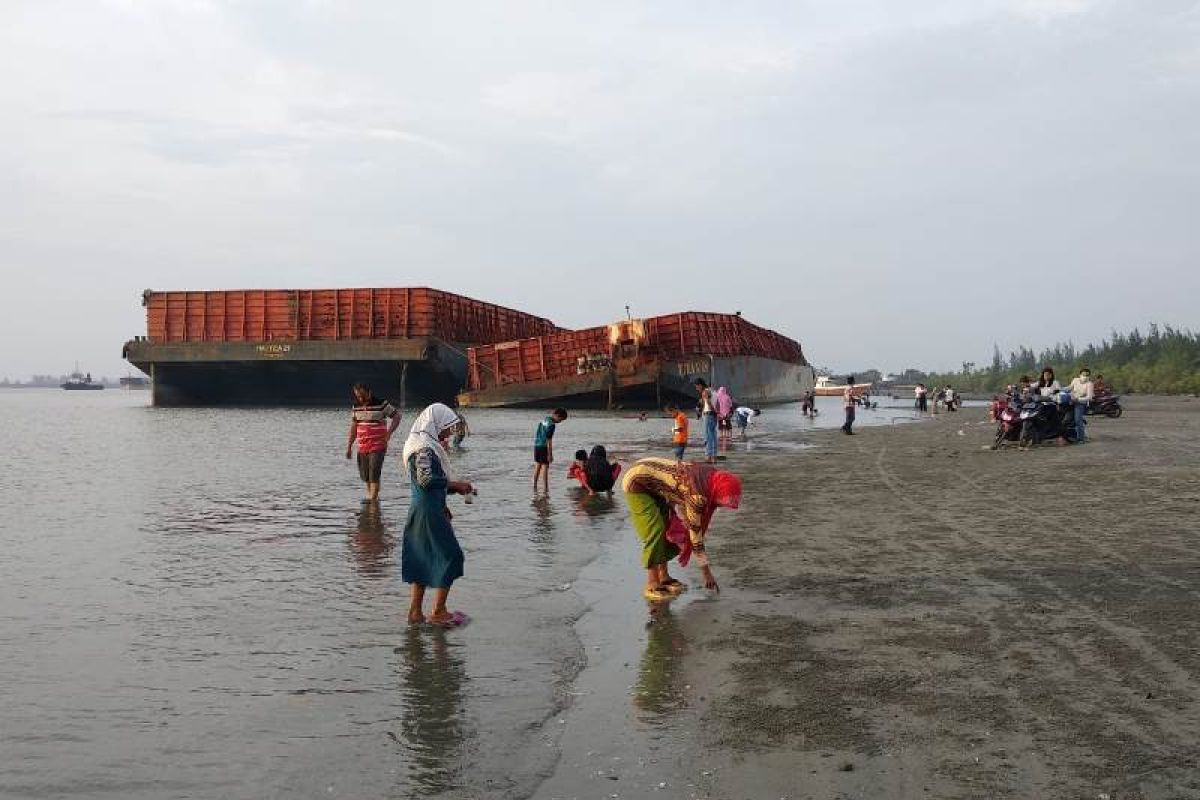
xmin=536 ymin=396 xmax=1200 ymax=799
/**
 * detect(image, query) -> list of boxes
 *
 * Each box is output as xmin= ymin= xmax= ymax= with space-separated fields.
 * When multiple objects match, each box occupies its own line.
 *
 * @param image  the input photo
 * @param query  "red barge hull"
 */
xmin=457 ymin=313 xmax=815 ymax=409
xmin=123 ymin=288 xmax=558 ymax=407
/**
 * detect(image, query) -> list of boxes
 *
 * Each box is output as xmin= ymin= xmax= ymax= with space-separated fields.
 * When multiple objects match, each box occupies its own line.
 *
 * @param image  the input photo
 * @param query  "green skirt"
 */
xmin=626 ymin=491 xmax=679 ymax=568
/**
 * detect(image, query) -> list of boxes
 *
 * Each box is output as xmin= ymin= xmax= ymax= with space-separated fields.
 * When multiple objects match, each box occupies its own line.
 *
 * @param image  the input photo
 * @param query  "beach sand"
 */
xmin=536 ymin=396 xmax=1200 ymax=799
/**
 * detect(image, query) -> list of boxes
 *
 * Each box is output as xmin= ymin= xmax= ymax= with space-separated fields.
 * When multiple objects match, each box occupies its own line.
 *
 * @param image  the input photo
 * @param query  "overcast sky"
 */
xmin=2 ymin=0 xmax=1197 ymax=379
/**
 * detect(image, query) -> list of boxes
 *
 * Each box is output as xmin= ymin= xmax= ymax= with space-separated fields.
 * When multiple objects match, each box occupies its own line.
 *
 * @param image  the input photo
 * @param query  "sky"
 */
xmin=2 ymin=0 xmax=1198 ymax=380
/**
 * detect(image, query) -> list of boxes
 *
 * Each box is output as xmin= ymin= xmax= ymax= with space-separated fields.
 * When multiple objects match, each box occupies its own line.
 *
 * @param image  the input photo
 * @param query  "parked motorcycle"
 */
xmin=1019 ymin=396 xmax=1078 ymax=447
xmin=991 ymin=400 xmax=1024 ymax=449
xmin=1086 ymin=394 xmax=1123 ymax=418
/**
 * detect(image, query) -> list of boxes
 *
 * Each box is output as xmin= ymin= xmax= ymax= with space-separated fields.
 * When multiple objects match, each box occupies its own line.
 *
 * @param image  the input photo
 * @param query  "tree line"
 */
xmin=922 ymin=324 xmax=1200 ymax=395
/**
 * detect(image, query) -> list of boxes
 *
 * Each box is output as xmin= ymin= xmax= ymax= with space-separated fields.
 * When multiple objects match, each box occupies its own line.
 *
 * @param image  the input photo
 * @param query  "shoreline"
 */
xmin=533 ymin=396 xmax=1200 ymax=799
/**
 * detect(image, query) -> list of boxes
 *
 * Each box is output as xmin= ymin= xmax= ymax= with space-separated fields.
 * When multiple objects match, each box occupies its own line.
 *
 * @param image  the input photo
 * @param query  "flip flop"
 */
xmin=643 ymin=586 xmax=673 ymax=602
xmin=428 ymin=611 xmax=470 ymax=628
xmin=662 ymin=579 xmax=688 ymax=594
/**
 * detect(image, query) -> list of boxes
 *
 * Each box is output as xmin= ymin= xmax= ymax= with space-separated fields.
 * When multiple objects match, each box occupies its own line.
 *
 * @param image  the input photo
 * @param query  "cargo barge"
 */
xmin=123 ymin=288 xmax=558 ymax=407
xmin=456 ymin=312 xmax=815 ymax=409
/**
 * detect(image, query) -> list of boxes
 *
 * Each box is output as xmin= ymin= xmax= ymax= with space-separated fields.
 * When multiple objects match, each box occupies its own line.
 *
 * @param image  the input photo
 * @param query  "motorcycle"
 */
xmin=991 ymin=399 xmax=1024 ymax=449
xmin=1019 ymin=395 xmax=1078 ymax=447
xmin=1086 ymin=394 xmax=1123 ymax=418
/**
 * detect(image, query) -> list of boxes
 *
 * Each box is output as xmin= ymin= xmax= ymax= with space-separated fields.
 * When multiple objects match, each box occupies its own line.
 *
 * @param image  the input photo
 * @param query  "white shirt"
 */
xmin=1067 ymin=377 xmax=1094 ymax=403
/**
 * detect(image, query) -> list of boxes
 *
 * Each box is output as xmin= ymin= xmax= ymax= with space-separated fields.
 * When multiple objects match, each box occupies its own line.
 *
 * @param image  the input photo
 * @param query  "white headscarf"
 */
xmin=401 ymin=403 xmax=461 ymax=479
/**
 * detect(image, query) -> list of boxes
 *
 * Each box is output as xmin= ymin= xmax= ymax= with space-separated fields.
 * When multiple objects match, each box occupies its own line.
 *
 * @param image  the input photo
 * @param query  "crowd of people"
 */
xmin=912 ymin=383 xmax=960 ymax=414
xmin=342 ymin=382 xmax=747 ymax=626
xmin=994 ymin=366 xmax=1102 ymax=444
xmin=341 ymin=367 xmax=1122 ymax=627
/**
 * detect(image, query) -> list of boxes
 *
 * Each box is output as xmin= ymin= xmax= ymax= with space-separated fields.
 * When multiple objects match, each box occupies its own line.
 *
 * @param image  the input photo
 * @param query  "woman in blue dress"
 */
xmin=401 ymin=403 xmax=475 ymax=625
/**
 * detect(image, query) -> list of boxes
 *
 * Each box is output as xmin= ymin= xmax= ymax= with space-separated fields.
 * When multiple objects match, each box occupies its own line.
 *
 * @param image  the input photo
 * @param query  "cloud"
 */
xmin=0 ymin=0 xmax=1197 ymax=380
xmin=1009 ymin=0 xmax=1091 ymax=26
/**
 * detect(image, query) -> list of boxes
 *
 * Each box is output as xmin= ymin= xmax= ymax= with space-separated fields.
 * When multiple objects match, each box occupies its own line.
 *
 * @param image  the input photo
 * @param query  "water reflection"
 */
xmin=529 ymin=495 xmax=556 ymax=547
xmin=349 ymin=501 xmax=393 ymax=578
xmin=395 ymin=627 xmax=469 ymax=795
xmin=633 ymin=606 xmax=689 ymax=720
xmin=568 ymin=487 xmax=619 ymax=519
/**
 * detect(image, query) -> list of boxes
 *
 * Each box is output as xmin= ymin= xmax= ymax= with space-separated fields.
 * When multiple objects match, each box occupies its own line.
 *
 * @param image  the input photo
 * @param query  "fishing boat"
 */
xmin=813 ymin=375 xmax=871 ymax=397
xmin=61 ymin=366 xmax=104 ymax=391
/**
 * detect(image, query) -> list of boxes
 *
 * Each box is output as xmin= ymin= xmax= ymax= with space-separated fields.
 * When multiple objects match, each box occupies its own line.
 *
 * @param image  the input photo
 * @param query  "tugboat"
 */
xmin=61 ymin=365 xmax=104 ymax=391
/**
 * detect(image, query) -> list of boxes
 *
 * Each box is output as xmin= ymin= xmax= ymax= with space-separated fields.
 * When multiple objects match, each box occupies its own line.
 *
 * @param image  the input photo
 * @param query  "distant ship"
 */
xmin=61 ymin=366 xmax=104 ymax=391
xmin=814 ymin=375 xmax=871 ymax=397
xmin=119 ymin=375 xmax=150 ymax=389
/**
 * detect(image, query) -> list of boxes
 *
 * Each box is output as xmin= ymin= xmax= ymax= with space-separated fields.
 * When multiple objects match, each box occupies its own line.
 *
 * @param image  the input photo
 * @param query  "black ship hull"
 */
xmin=125 ymin=338 xmax=468 ymax=407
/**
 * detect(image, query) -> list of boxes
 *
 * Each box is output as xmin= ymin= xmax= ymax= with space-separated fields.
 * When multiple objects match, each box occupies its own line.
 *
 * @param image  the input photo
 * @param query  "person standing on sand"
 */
xmin=915 ymin=383 xmax=928 ymax=413
xmin=532 ymin=408 xmax=568 ymax=494
xmin=622 ymin=457 xmax=742 ymax=601
xmin=1068 ymin=367 xmax=1095 ymax=443
xmin=715 ymin=386 xmax=734 ymax=443
xmin=400 ymin=403 xmax=474 ymax=626
xmin=345 ymin=383 xmax=402 ymax=502
xmin=694 ymin=379 xmax=718 ymax=463
xmin=842 ymin=376 xmax=856 ymax=435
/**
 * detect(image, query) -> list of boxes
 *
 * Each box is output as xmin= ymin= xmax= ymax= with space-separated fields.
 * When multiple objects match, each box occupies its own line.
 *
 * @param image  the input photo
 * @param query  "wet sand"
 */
xmin=539 ymin=396 xmax=1200 ymax=799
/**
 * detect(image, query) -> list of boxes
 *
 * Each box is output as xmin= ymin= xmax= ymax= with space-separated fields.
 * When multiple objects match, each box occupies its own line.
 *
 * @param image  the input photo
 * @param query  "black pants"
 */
xmin=917 ymin=396 xmax=927 ymax=412
xmin=842 ymin=405 xmax=855 ymax=433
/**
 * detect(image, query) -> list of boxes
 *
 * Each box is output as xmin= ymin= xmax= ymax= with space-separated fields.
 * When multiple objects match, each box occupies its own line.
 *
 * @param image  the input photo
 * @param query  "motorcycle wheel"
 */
xmin=1019 ymin=422 xmax=1035 ymax=448
xmin=1107 ymin=406 xmax=1122 ymax=418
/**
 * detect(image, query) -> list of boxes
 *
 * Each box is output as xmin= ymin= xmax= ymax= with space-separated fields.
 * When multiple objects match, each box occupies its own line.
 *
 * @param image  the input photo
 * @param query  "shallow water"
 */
xmin=0 ymin=390 xmax=918 ymax=799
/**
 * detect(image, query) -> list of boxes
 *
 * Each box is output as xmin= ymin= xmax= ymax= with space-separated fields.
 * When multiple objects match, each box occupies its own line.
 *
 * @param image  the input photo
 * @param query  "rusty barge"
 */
xmin=456 ymin=313 xmax=816 ymax=409
xmin=122 ymin=288 xmax=558 ymax=406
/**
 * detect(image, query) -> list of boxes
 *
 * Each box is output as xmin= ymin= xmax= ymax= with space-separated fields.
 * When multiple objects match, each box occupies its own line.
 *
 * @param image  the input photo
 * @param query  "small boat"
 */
xmin=61 ymin=365 xmax=104 ymax=391
xmin=119 ymin=375 xmax=150 ymax=390
xmin=814 ymin=375 xmax=871 ymax=397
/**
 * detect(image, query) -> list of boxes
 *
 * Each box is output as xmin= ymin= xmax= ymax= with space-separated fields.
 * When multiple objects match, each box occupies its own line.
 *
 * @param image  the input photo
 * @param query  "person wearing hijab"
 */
xmin=715 ymin=386 xmax=735 ymax=442
xmin=400 ymin=403 xmax=475 ymax=625
xmin=622 ymin=457 xmax=742 ymax=601
xmin=581 ymin=445 xmax=622 ymax=496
